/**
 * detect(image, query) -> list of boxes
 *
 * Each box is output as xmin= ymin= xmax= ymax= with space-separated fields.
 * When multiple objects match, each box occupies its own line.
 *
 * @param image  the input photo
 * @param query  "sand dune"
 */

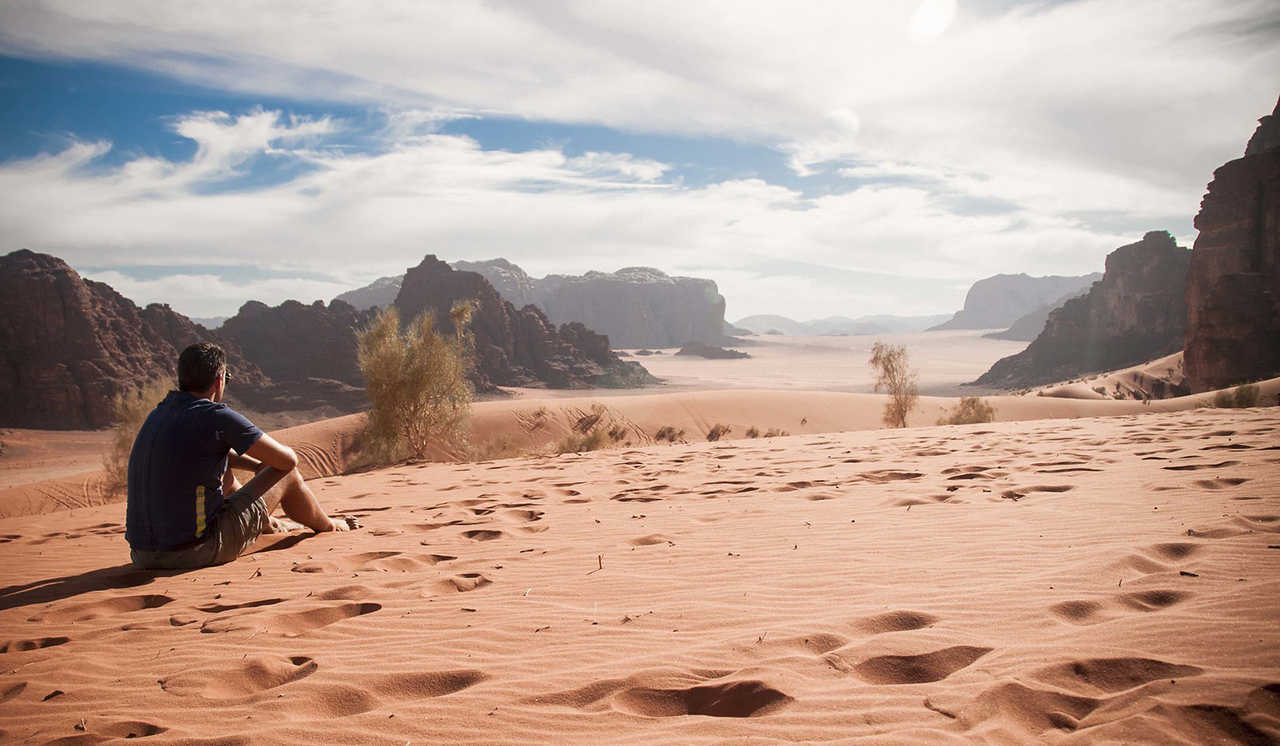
xmin=1 ymin=406 xmax=1277 ymax=742
xmin=4 ymin=380 xmax=1279 ymax=519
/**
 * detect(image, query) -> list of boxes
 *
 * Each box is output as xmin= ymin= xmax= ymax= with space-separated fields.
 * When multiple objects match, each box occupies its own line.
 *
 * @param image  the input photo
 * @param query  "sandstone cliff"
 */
xmin=351 ymin=259 xmax=728 ymax=349
xmin=393 ymin=256 xmax=656 ymax=390
xmin=929 ymin=273 xmax=1101 ymax=331
xmin=975 ymin=232 xmax=1190 ymax=388
xmin=0 ymin=250 xmax=269 ymax=429
xmin=219 ymin=299 xmax=375 ymax=386
xmin=1185 ymin=96 xmax=1280 ymax=392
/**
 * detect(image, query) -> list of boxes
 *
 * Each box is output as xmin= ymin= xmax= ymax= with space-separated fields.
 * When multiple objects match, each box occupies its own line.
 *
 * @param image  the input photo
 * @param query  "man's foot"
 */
xmin=266 ymin=516 xmax=306 ymax=534
xmin=325 ymin=515 xmax=361 ymax=532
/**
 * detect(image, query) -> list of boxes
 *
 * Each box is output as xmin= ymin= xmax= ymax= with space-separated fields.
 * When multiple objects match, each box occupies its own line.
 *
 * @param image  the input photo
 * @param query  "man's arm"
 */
xmin=244 ymin=433 xmax=299 ymax=472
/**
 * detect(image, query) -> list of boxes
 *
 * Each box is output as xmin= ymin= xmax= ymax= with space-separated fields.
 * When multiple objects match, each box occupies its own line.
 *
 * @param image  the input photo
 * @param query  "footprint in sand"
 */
xmin=1193 ymin=477 xmax=1251 ymax=490
xmin=1050 ymin=589 xmax=1189 ymax=625
xmin=629 ymin=534 xmax=676 ymax=547
xmin=538 ymin=672 xmax=793 ymax=718
xmin=1162 ymin=460 xmax=1241 ymax=471
xmin=269 ymin=602 xmax=382 ymax=637
xmin=1031 ymin=657 xmax=1202 ymax=695
xmin=435 ymin=573 xmax=493 ymax=593
xmin=162 ymin=654 xmax=318 ymax=698
xmin=36 ymin=593 xmax=174 ymax=624
xmin=960 ymin=681 xmax=1101 ymax=734
xmin=840 ymin=646 xmax=992 ymax=684
xmin=0 ymin=682 xmax=25 ymax=704
xmin=854 ymin=610 xmax=939 ymax=635
xmin=0 ymin=636 xmax=70 ymax=654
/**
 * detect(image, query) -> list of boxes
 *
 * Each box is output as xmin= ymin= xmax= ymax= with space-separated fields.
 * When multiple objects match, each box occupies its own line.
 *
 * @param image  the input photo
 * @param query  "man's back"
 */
xmin=125 ymin=390 xmax=261 ymax=551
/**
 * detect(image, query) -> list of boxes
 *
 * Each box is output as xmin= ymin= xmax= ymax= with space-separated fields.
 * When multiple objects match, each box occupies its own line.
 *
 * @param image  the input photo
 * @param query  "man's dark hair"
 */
xmin=178 ymin=343 xmax=227 ymax=393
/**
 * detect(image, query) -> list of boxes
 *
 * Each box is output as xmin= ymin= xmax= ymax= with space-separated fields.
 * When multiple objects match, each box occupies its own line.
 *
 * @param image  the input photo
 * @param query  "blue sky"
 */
xmin=0 ymin=1 xmax=1276 ymax=320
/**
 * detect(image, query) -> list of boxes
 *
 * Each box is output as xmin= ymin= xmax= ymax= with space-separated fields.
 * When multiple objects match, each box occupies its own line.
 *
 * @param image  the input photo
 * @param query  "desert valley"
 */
xmin=1 ymin=4 xmax=1279 ymax=744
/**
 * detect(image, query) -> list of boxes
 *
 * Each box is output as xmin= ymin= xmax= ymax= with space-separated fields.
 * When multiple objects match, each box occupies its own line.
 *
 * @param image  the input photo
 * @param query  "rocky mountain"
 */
xmin=1185 ymin=96 xmax=1280 ymax=392
xmin=733 ymin=314 xmax=951 ymax=336
xmin=343 ymin=260 xmax=728 ymax=349
xmin=982 ymin=286 xmax=1096 ymax=342
xmin=974 ymin=232 xmax=1190 ymax=388
xmin=393 ymin=256 xmax=656 ymax=390
xmin=334 ymin=275 xmax=402 ymax=311
xmin=0 ymin=250 xmax=268 ymax=429
xmin=189 ymin=316 xmax=227 ymax=329
xmin=929 ymin=273 xmax=1102 ymax=331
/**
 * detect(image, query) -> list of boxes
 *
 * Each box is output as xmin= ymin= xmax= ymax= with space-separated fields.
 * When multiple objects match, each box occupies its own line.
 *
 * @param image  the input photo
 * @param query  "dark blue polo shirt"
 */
xmin=125 ymin=391 xmax=263 ymax=551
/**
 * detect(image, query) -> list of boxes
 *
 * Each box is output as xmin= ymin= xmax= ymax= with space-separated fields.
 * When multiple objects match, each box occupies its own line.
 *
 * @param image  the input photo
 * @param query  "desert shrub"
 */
xmin=745 ymin=426 xmax=760 ymax=438
xmin=706 ymin=423 xmax=732 ymax=441
xmin=470 ymin=434 xmax=522 ymax=462
xmin=869 ymin=341 xmax=918 ymax=428
xmin=1214 ymin=383 xmax=1260 ymax=409
xmin=103 ymin=379 xmax=173 ymax=495
xmin=654 ymin=425 xmax=685 ymax=443
xmin=557 ymin=404 xmax=630 ymax=453
xmin=763 ymin=428 xmax=789 ymax=437
xmin=937 ymin=396 xmax=996 ymax=426
xmin=357 ymin=306 xmax=473 ymax=462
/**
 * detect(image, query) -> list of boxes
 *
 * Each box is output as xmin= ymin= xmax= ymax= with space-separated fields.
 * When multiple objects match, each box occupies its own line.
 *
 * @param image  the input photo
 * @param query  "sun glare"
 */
xmin=910 ymin=0 xmax=958 ymax=42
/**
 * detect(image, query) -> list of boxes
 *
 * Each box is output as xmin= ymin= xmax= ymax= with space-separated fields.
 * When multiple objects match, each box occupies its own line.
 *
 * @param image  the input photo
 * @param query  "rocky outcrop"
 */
xmin=393 ymin=256 xmax=656 ymax=390
xmin=974 ymin=232 xmax=1190 ymax=388
xmin=675 ymin=342 xmax=749 ymax=359
xmin=929 ymin=273 xmax=1102 ymax=331
xmin=451 ymin=259 xmax=538 ymax=308
xmin=0 ymin=250 xmax=269 ymax=429
xmin=1185 ymin=96 xmax=1280 ymax=392
xmin=334 ymin=275 xmax=402 ymax=311
xmin=219 ymin=299 xmax=375 ymax=386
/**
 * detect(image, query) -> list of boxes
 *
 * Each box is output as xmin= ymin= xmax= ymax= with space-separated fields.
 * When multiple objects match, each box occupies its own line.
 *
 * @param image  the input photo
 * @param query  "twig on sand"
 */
xmin=923 ymin=697 xmax=957 ymax=719
xmin=587 ymin=554 xmax=604 ymax=575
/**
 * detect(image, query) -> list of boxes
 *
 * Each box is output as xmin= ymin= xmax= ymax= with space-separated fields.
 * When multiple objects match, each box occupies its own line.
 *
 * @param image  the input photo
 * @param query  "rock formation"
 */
xmin=1184 ymin=96 xmax=1280 ymax=392
xmin=393 ymin=256 xmax=656 ymax=390
xmin=983 ymin=286 xmax=1096 ymax=342
xmin=219 ymin=299 xmax=375 ymax=387
xmin=0 ymin=250 xmax=268 ymax=429
xmin=974 ymin=232 xmax=1190 ymax=388
xmin=345 ymin=260 xmax=729 ymax=349
xmin=675 ymin=342 xmax=750 ymax=359
xmin=929 ymin=273 xmax=1102 ymax=331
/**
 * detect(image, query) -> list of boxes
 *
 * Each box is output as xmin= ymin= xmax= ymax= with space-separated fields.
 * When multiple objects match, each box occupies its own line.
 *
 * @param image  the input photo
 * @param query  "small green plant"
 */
xmin=103 ymin=378 xmax=174 ymax=495
xmin=706 ymin=423 xmax=732 ymax=441
xmin=745 ymin=426 xmax=760 ymax=438
xmin=937 ymin=396 xmax=996 ymax=426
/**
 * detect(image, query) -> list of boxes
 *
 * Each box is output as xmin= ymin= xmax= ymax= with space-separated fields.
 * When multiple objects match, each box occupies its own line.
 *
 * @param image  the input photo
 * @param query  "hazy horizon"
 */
xmin=1 ymin=1 xmax=1276 ymax=320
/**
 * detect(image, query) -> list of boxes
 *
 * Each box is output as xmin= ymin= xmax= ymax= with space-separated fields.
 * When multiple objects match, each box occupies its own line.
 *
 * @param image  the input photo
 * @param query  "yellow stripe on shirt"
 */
xmin=195 ymin=485 xmax=206 ymax=538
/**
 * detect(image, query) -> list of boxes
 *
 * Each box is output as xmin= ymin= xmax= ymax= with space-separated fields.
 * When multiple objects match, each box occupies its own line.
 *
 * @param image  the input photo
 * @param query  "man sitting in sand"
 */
xmin=125 ymin=342 xmax=357 ymax=569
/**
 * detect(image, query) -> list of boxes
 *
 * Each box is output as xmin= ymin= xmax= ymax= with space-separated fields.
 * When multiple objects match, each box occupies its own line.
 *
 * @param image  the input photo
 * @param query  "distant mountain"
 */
xmin=974 ymin=232 xmax=1189 ymax=388
xmin=334 ymin=275 xmax=402 ymax=311
xmin=733 ymin=313 xmax=951 ymax=336
xmin=338 ymin=260 xmax=728 ymax=349
xmin=189 ymin=316 xmax=227 ymax=329
xmin=982 ymin=286 xmax=1095 ymax=342
xmin=928 ymin=273 xmax=1102 ymax=331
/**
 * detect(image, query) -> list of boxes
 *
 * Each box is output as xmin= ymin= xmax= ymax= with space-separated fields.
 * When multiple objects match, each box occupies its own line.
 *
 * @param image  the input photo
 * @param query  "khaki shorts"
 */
xmin=130 ymin=488 xmax=269 ymax=570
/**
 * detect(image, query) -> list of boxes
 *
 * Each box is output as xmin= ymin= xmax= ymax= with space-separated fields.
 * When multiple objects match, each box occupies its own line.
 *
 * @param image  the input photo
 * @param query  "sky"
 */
xmin=0 ymin=1 xmax=1276 ymax=321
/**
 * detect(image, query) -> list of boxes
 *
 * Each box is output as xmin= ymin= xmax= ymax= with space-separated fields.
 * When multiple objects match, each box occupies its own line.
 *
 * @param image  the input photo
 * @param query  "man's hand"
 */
xmin=244 ymin=434 xmax=299 ymax=472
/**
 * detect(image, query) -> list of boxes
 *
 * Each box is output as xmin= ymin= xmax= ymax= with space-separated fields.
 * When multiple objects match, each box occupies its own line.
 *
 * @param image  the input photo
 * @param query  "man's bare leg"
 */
xmin=238 ymin=466 xmax=355 ymax=533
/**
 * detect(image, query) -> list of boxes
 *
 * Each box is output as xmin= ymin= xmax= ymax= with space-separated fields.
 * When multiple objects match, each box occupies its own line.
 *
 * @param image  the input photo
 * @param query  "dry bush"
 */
xmin=869 ymin=341 xmax=918 ymax=428
xmin=470 ymin=434 xmax=523 ymax=462
xmin=1213 ymin=383 xmax=1260 ymax=409
xmin=103 ymin=379 xmax=174 ymax=495
xmin=706 ymin=423 xmax=732 ymax=441
xmin=937 ymin=396 xmax=996 ymax=426
xmin=654 ymin=425 xmax=685 ymax=443
xmin=763 ymin=427 xmax=789 ymax=437
xmin=357 ymin=306 xmax=473 ymax=463
xmin=745 ymin=426 xmax=760 ymax=438
xmin=557 ymin=403 xmax=630 ymax=453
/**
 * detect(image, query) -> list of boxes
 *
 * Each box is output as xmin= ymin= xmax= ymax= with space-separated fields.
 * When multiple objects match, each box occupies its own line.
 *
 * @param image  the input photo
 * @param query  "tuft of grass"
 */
xmin=103 ymin=379 xmax=174 ymax=495
xmin=763 ymin=428 xmax=789 ymax=437
xmin=745 ymin=426 xmax=760 ymax=438
xmin=706 ymin=423 xmax=732 ymax=441
xmin=654 ymin=425 xmax=686 ymax=443
xmin=470 ymin=434 xmax=524 ymax=462
xmin=1213 ymin=383 xmax=1260 ymax=408
xmin=937 ymin=396 xmax=996 ymax=426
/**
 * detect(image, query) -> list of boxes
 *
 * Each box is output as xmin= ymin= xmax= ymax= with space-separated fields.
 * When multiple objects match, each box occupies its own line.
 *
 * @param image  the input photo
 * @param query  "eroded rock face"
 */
xmin=0 ymin=250 xmax=267 ymax=429
xmin=1185 ymin=97 xmax=1280 ymax=392
xmin=394 ymin=256 xmax=656 ymax=390
xmin=219 ymin=299 xmax=375 ymax=386
xmin=975 ymin=232 xmax=1190 ymax=388
xmin=929 ymin=273 xmax=1101 ymax=331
